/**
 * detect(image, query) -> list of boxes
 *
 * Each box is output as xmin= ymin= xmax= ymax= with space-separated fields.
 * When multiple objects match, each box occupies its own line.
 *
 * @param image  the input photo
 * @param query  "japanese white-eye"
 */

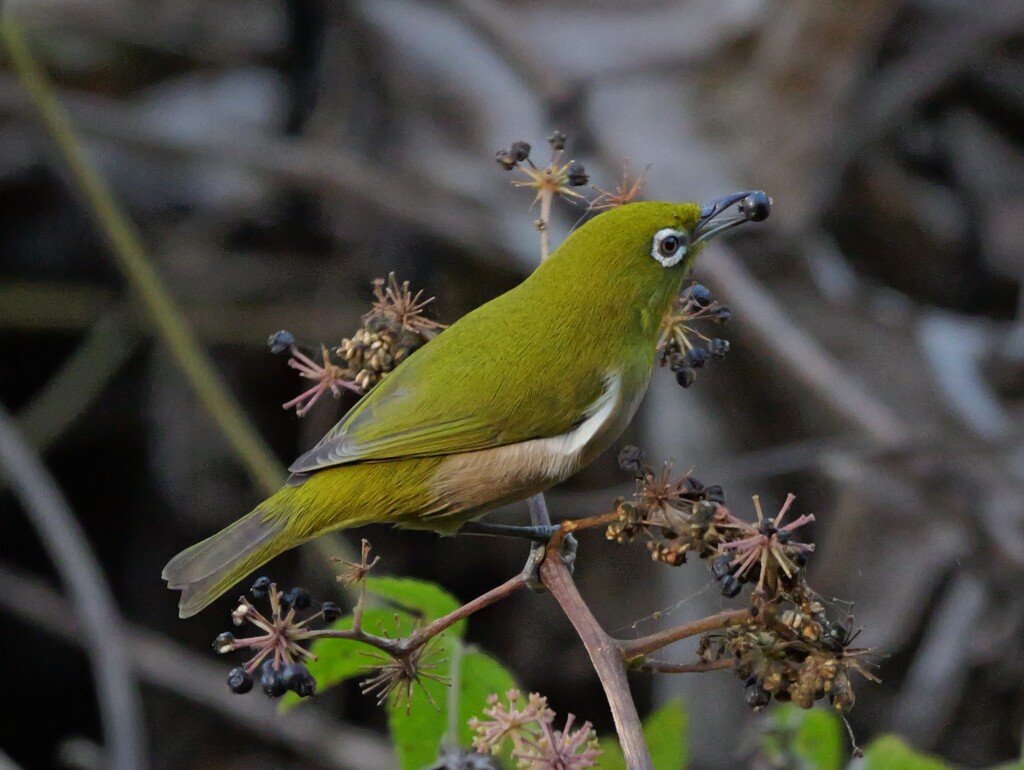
xmin=164 ymin=192 xmax=770 ymax=617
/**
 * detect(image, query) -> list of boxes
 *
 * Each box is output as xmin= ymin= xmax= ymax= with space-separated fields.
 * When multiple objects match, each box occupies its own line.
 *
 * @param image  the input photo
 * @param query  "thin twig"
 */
xmin=405 ymin=573 xmax=527 ymax=649
xmin=618 ymin=608 xmax=751 ymax=662
xmin=1 ymin=17 xmax=283 ymax=495
xmin=636 ymin=659 xmax=735 ymax=675
xmin=0 ymin=407 xmax=148 ymax=770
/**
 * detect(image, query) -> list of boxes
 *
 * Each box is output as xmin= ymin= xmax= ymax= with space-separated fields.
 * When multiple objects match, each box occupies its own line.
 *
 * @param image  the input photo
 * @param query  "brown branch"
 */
xmin=540 ymin=544 xmax=654 ymax=770
xmin=406 ymin=573 xmax=527 ymax=649
xmin=618 ymin=608 xmax=751 ymax=662
xmin=636 ymin=658 xmax=735 ymax=675
xmin=299 ymin=573 xmax=528 ymax=656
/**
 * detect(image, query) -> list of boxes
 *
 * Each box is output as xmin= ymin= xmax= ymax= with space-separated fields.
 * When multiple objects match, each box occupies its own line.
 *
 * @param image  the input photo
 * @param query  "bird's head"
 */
xmin=575 ymin=191 xmax=770 ymax=273
xmin=544 ymin=192 xmax=770 ymax=320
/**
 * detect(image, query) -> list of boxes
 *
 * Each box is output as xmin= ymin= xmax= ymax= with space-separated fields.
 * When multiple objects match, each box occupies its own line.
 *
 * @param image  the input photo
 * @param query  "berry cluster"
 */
xmin=611 ymin=447 xmax=876 ymax=713
xmin=213 ymin=576 xmax=342 ymax=699
xmin=657 ymin=283 xmax=732 ymax=389
xmin=271 ymin=273 xmax=444 ymax=416
xmin=609 ymin=447 xmax=814 ymax=599
xmin=697 ymin=589 xmax=876 ymax=712
xmin=496 ymin=133 xmax=590 ymax=205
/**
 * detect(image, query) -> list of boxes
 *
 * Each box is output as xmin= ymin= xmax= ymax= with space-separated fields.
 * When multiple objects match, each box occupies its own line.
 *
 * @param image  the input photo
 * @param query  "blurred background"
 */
xmin=1 ymin=0 xmax=1022 ymax=768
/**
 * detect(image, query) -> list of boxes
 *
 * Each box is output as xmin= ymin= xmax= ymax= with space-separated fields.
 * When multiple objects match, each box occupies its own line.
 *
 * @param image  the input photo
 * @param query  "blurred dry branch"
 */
xmin=0 ymin=17 xmax=283 ymax=494
xmin=0 ymin=407 xmax=147 ymax=770
xmin=0 ymin=563 xmax=394 ymax=770
xmin=0 ymin=0 xmax=1023 ymax=766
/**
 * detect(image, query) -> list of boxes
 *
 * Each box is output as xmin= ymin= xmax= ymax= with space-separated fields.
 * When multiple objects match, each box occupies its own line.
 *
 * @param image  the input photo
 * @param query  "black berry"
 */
xmin=227 ymin=666 xmax=253 ymax=694
xmin=745 ymin=682 xmax=771 ymax=709
xmin=685 ymin=284 xmax=712 ymax=307
xmin=267 ymin=330 xmax=295 ymax=354
xmin=566 ymin=162 xmax=589 ymax=187
xmin=685 ymin=348 xmax=708 ymax=369
xmin=705 ymin=484 xmax=725 ymax=504
xmin=617 ymin=445 xmax=645 ymax=475
xmin=282 ymin=663 xmax=317 ymax=698
xmin=711 ymin=555 xmax=734 ymax=580
xmin=707 ymin=338 xmax=730 ymax=359
xmin=261 ymin=659 xmax=286 ymax=698
xmin=720 ymin=574 xmax=742 ymax=598
xmin=676 ymin=368 xmax=697 ymax=388
xmin=251 ymin=576 xmax=271 ymax=599
xmin=282 ymin=587 xmax=311 ymax=611
xmin=321 ymin=601 xmax=342 ymax=623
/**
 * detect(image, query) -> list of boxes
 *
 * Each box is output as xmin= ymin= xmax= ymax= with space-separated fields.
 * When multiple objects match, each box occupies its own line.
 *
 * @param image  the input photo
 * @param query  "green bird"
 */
xmin=163 ymin=192 xmax=770 ymax=617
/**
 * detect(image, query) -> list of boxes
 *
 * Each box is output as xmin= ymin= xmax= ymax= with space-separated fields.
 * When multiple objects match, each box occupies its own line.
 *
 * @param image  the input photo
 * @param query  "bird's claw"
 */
xmin=521 ymin=533 xmax=577 ymax=592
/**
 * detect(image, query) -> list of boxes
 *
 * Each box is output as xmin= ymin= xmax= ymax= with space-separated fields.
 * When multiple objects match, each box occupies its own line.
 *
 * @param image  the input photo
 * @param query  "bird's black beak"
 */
xmin=693 ymin=191 xmax=771 ymax=244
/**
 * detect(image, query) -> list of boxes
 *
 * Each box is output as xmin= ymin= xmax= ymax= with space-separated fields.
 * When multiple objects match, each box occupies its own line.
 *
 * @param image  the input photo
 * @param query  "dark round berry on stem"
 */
xmin=676 ymin=368 xmax=697 ymax=388
xmin=685 ymin=284 xmax=712 ymax=307
xmin=685 ymin=348 xmax=707 ymax=369
xmin=617 ymin=445 xmax=645 ymax=475
xmin=548 ymin=130 xmax=567 ymax=150
xmin=282 ymin=587 xmax=312 ymax=611
xmin=321 ymin=601 xmax=342 ymax=623
xmin=705 ymin=485 xmax=725 ymax=504
xmin=213 ymin=632 xmax=235 ymax=654
xmin=720 ymin=574 xmax=742 ymax=598
xmin=745 ymin=682 xmax=771 ymax=709
xmin=566 ymin=162 xmax=589 ymax=186
xmin=261 ymin=659 xmax=286 ymax=698
xmin=267 ymin=330 xmax=295 ymax=354
xmin=251 ymin=576 xmax=271 ymax=599
xmin=282 ymin=663 xmax=317 ymax=698
xmin=707 ymin=338 xmax=730 ymax=359
xmin=227 ymin=666 xmax=254 ymax=694
xmin=711 ymin=555 xmax=734 ymax=579
xmin=510 ymin=141 xmax=531 ymax=163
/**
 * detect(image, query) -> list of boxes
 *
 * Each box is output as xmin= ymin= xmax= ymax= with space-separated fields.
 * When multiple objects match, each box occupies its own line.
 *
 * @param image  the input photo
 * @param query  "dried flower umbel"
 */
xmin=588 ymin=161 xmax=648 ymax=211
xmin=271 ymin=273 xmax=444 ymax=415
xmin=657 ymin=283 xmax=732 ymax=389
xmin=360 ymin=634 xmax=450 ymax=715
xmin=470 ymin=689 xmax=601 ymax=770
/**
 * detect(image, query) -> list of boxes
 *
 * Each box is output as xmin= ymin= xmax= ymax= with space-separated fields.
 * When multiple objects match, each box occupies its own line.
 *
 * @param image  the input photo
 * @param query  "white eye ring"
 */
xmin=651 ymin=228 xmax=689 ymax=267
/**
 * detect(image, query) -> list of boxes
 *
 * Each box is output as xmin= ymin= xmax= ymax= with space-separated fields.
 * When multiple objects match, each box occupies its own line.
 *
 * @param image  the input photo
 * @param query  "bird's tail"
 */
xmin=162 ymin=490 xmax=297 ymax=619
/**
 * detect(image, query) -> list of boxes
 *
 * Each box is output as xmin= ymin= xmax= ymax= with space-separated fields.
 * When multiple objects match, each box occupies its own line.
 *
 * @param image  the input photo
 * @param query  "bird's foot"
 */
xmin=522 ymin=533 xmax=577 ymax=592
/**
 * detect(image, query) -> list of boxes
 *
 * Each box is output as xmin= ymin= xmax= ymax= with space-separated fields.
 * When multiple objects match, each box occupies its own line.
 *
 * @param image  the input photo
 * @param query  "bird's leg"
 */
xmin=459 ymin=521 xmax=560 ymax=541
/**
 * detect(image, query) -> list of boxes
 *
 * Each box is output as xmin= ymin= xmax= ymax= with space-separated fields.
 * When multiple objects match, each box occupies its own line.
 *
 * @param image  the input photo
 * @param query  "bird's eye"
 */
xmin=651 ymin=228 xmax=688 ymax=267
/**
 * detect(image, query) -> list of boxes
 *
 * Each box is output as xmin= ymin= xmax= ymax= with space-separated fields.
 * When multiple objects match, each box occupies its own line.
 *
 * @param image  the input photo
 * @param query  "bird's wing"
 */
xmin=287 ymin=310 xmax=608 ymax=475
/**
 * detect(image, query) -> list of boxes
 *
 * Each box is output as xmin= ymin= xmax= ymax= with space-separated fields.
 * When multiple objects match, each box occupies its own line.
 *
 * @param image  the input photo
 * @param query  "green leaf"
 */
xmin=364 ymin=576 xmax=466 ymax=638
xmin=596 ymin=701 xmax=688 ymax=770
xmin=457 ymin=649 xmax=519 ymax=747
xmin=598 ymin=737 xmax=626 ymax=770
xmin=644 ymin=701 xmax=688 ymax=770
xmin=861 ymin=736 xmax=952 ymax=770
xmin=769 ymin=705 xmax=844 ymax=770
xmin=279 ymin=607 xmax=412 ymax=710
xmin=387 ymin=633 xmax=456 ymax=770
